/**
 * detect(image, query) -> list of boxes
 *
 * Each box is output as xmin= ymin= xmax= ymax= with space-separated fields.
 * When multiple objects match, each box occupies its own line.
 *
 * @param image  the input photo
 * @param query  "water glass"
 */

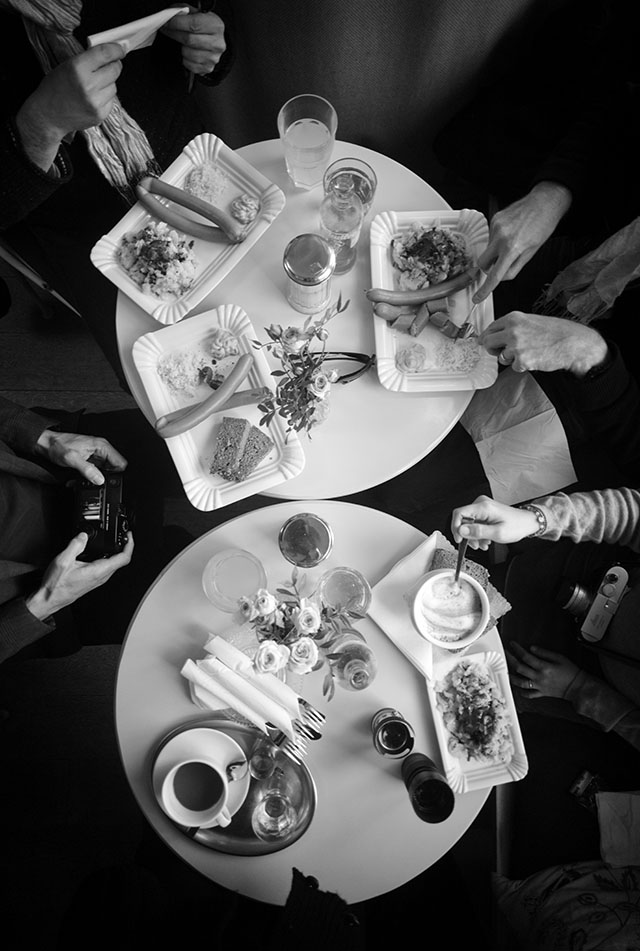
xmin=277 ymin=94 xmax=338 ymax=190
xmin=323 ymin=157 xmax=378 ymax=216
xmin=251 ymin=767 xmax=298 ymax=841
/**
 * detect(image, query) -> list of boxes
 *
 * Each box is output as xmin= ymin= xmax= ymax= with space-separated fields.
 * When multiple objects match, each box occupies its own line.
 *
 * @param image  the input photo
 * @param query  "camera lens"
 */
xmin=555 ymin=579 xmax=593 ymax=617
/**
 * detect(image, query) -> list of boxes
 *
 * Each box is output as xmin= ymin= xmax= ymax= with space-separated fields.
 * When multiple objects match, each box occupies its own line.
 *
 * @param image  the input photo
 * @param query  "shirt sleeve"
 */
xmin=0 ymin=395 xmax=59 ymax=457
xmin=564 ymin=667 xmax=640 ymax=750
xmin=0 ymin=116 xmax=73 ymax=230
xmin=534 ymin=487 xmax=640 ymax=552
xmin=0 ymin=597 xmax=56 ymax=664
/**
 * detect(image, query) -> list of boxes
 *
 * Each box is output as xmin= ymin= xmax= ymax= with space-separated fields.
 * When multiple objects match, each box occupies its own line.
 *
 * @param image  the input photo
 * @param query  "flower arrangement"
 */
xmin=238 ymin=567 xmax=372 ymax=700
xmin=253 ymin=295 xmax=349 ymax=438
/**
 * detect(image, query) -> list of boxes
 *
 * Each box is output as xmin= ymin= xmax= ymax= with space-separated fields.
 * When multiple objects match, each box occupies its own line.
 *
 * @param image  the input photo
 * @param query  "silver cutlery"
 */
xmin=454 ymin=301 xmax=480 ymax=341
xmin=265 ymin=724 xmax=309 ymax=765
xmin=298 ymin=698 xmax=326 ymax=727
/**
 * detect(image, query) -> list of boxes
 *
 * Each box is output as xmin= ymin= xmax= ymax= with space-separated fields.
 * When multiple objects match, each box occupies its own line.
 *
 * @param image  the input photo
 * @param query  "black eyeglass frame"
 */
xmin=322 ymin=351 xmax=376 ymax=384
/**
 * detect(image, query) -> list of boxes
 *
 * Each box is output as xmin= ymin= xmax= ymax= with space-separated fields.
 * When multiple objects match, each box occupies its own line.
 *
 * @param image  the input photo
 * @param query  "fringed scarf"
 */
xmin=533 ymin=216 xmax=640 ymax=323
xmin=2 ymin=0 xmax=162 ymax=203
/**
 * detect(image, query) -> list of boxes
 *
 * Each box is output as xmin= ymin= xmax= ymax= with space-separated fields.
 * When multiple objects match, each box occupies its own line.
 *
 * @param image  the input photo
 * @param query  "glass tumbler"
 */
xmin=251 ymin=766 xmax=298 ymax=841
xmin=323 ymin=157 xmax=378 ymax=216
xmin=277 ymin=94 xmax=338 ymax=189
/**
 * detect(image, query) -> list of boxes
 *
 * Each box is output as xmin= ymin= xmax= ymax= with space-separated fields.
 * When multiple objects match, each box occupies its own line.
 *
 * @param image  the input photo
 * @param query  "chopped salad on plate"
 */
xmin=391 ymin=223 xmax=472 ymax=291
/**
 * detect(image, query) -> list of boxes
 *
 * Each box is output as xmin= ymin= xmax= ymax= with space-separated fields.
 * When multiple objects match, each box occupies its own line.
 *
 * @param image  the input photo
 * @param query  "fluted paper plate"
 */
xmin=369 ymin=209 xmax=498 ymax=393
xmin=132 ymin=304 xmax=305 ymax=511
xmin=91 ymin=133 xmax=286 ymax=325
xmin=426 ymin=649 xmax=528 ymax=794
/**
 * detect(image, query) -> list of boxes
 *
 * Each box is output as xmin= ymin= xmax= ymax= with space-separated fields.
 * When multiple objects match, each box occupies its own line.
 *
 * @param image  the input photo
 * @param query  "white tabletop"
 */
xmin=116 ymin=139 xmax=476 ymax=501
xmin=115 ymin=500 xmax=493 ymax=905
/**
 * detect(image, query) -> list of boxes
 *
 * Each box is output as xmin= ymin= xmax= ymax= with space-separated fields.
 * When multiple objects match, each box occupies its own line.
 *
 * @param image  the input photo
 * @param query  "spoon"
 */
xmin=452 ymin=538 xmax=469 ymax=591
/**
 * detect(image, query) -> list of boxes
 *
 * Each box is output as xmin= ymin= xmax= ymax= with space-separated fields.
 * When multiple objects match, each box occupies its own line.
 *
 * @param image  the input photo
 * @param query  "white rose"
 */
xmin=308 ymin=371 xmax=331 ymax=399
xmin=395 ymin=344 xmax=426 ymax=373
xmin=288 ymin=636 xmax=319 ymax=675
xmin=254 ymin=639 xmax=290 ymax=673
xmin=293 ymin=598 xmax=322 ymax=634
xmin=254 ymin=588 xmax=278 ymax=617
xmin=237 ymin=595 xmax=258 ymax=622
xmin=281 ymin=326 xmax=307 ymax=353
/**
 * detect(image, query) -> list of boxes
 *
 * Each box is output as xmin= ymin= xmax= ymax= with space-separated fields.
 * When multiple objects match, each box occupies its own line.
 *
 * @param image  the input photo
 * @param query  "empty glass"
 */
xmin=277 ymin=94 xmax=338 ymax=189
xmin=323 ymin=157 xmax=378 ymax=217
xmin=251 ymin=766 xmax=298 ymax=841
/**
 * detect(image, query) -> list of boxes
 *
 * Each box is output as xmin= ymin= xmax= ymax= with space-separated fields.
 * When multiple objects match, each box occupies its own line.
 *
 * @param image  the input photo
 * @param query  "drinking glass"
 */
xmin=317 ymin=566 xmax=371 ymax=613
xmin=323 ymin=157 xmax=378 ymax=216
xmin=277 ymin=94 xmax=338 ymax=190
xmin=278 ymin=512 xmax=334 ymax=568
xmin=202 ymin=549 xmax=267 ymax=613
xmin=251 ymin=766 xmax=298 ymax=841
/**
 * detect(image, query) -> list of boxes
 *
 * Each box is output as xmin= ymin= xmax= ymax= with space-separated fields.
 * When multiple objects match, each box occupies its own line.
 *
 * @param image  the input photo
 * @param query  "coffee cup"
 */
xmin=412 ymin=568 xmax=490 ymax=651
xmin=160 ymin=756 xmax=240 ymax=829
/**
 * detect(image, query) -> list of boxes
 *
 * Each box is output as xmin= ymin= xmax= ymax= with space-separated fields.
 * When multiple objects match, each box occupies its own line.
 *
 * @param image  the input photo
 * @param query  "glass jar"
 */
xmin=323 ymin=158 xmax=378 ymax=216
xmin=331 ymin=632 xmax=377 ymax=691
xmin=319 ymin=178 xmax=364 ymax=274
xmin=283 ymin=233 xmax=335 ymax=314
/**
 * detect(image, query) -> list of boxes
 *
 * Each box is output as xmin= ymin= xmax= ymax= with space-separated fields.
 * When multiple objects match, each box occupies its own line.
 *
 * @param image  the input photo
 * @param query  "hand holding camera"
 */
xmin=25 ymin=529 xmax=134 ymax=623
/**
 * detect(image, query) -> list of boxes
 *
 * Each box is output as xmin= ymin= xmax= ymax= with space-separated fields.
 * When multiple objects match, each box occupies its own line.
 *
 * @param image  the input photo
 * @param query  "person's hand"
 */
xmin=506 ymin=642 xmax=580 ymax=699
xmin=25 ymin=531 xmax=134 ymax=620
xmin=36 ymin=431 xmax=127 ymax=485
xmin=478 ymin=312 xmax=609 ymax=374
xmin=161 ymin=8 xmax=226 ymax=78
xmin=16 ymin=43 xmax=126 ymax=170
xmin=473 ymin=181 xmax=573 ymax=303
xmin=451 ymin=495 xmax=540 ymax=549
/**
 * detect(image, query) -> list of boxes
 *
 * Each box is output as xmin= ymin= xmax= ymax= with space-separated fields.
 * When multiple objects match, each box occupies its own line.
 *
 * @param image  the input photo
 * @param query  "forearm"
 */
xmin=534 ymin=487 xmax=640 ymax=551
xmin=0 ymin=396 xmax=60 ymax=456
xmin=0 ymin=116 xmax=72 ymax=229
xmin=564 ymin=667 xmax=640 ymax=750
xmin=0 ymin=597 xmax=56 ymax=664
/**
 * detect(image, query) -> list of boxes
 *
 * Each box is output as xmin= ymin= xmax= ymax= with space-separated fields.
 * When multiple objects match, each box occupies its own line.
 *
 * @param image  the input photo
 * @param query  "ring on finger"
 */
xmin=528 ymin=679 xmax=534 ymax=689
xmin=498 ymin=350 xmax=512 ymax=366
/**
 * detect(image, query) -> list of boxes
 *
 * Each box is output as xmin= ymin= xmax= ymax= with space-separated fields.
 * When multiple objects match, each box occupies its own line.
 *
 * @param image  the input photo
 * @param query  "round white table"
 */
xmin=115 ymin=500 xmax=492 ymax=905
xmin=116 ymin=139 xmax=476 ymax=501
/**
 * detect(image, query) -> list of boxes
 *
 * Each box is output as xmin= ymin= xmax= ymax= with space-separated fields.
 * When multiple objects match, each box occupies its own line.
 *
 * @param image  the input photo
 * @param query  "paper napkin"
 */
xmin=597 ymin=790 xmax=640 ymax=866
xmin=204 ymin=634 xmax=301 ymax=721
xmin=87 ymin=7 xmax=189 ymax=54
xmin=180 ymin=657 xmax=295 ymax=740
xmin=368 ymin=531 xmax=511 ymax=680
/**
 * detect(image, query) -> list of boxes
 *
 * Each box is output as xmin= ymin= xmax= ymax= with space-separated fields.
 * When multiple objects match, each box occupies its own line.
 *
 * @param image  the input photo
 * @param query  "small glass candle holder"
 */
xmin=248 ymin=736 xmax=278 ymax=782
xmin=278 ymin=512 xmax=334 ymax=568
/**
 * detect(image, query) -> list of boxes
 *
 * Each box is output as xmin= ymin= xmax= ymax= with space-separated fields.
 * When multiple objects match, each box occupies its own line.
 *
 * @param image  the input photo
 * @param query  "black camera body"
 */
xmin=556 ymin=564 xmax=629 ymax=643
xmin=72 ymin=470 xmax=131 ymax=562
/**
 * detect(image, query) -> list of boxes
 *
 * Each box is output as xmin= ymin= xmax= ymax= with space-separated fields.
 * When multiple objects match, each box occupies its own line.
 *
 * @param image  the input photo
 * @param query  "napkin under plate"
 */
xmin=368 ymin=531 xmax=511 ymax=679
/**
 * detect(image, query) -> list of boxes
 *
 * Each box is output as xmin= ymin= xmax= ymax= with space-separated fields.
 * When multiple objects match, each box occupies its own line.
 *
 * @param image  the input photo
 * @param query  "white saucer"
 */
xmin=152 ymin=726 xmax=250 ymax=828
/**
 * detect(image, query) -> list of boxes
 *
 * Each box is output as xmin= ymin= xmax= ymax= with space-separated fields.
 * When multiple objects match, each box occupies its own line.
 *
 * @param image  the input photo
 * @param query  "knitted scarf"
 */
xmin=534 ymin=216 xmax=640 ymax=324
xmin=2 ymin=0 xmax=162 ymax=202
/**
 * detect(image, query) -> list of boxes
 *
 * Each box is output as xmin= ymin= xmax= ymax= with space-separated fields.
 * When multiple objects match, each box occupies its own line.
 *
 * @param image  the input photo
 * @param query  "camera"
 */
xmin=72 ymin=470 xmax=131 ymax=562
xmin=556 ymin=564 xmax=629 ymax=643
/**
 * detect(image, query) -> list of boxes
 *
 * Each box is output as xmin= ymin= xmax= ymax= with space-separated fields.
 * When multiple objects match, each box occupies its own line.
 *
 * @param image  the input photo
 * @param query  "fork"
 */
xmin=265 ymin=724 xmax=309 ymax=765
xmin=298 ymin=698 xmax=326 ymax=727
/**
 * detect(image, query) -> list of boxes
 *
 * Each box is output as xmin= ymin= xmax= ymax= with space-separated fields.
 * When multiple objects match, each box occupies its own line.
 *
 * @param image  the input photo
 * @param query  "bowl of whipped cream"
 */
xmin=411 ymin=568 xmax=490 ymax=651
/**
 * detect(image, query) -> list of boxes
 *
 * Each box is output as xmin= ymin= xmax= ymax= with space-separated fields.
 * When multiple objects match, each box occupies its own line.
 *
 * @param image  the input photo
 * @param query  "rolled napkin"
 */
xmin=181 ymin=657 xmax=295 ymax=740
xmin=204 ymin=634 xmax=302 ymax=722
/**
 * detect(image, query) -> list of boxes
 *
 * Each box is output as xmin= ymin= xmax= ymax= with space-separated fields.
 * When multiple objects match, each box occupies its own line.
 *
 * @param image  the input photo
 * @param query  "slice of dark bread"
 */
xmin=210 ymin=417 xmax=274 ymax=482
xmin=235 ymin=425 xmax=274 ymax=480
xmin=210 ymin=416 xmax=250 ymax=480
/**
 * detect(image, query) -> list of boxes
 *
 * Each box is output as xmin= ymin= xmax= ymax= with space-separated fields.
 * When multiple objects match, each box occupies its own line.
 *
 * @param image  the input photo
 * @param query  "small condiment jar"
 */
xmin=371 ymin=708 xmax=415 ymax=758
xmin=283 ymin=233 xmax=335 ymax=315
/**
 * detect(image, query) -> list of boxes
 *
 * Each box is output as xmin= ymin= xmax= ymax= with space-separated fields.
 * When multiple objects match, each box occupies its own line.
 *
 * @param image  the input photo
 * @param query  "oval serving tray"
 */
xmin=150 ymin=716 xmax=317 ymax=855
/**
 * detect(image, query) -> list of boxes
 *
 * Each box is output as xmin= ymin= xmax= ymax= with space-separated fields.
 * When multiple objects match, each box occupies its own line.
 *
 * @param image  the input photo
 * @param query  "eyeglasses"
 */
xmin=323 ymin=351 xmax=376 ymax=384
